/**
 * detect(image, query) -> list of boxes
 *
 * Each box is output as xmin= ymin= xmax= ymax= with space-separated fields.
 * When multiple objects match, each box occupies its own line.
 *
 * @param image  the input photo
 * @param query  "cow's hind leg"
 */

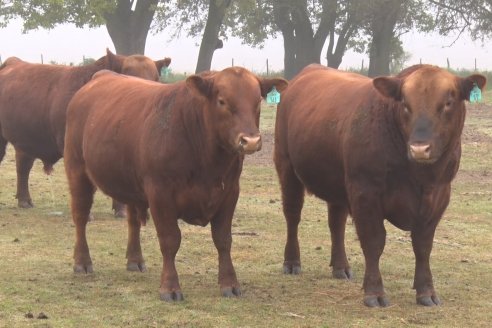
xmin=328 ymin=204 xmax=352 ymax=279
xmin=14 ymin=148 xmax=35 ymax=208
xmin=68 ymin=168 xmax=96 ymax=274
xmin=276 ymin=159 xmax=305 ymax=275
xmin=126 ymin=204 xmax=146 ymax=272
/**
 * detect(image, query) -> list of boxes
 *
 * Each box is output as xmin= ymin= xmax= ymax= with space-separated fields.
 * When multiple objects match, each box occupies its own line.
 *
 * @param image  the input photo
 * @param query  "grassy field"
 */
xmin=0 ymin=101 xmax=491 ymax=327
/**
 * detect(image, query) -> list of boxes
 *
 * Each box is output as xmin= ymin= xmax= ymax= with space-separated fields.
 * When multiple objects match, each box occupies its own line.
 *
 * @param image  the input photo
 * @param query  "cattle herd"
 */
xmin=0 ymin=49 xmax=486 ymax=307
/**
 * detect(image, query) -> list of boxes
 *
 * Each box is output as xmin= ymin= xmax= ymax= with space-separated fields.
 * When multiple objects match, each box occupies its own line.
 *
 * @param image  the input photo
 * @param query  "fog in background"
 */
xmin=1 ymin=19 xmax=491 ymax=73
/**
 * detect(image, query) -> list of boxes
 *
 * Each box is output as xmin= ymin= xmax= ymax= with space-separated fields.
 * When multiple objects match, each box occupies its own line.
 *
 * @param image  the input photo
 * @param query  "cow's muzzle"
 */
xmin=409 ymin=142 xmax=434 ymax=163
xmin=238 ymin=134 xmax=262 ymax=154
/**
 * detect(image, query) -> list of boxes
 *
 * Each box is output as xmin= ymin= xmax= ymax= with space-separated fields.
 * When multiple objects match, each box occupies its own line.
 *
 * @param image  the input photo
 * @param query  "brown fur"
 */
xmin=0 ymin=49 xmax=171 ymax=210
xmin=64 ymin=68 xmax=287 ymax=301
xmin=274 ymin=64 xmax=486 ymax=307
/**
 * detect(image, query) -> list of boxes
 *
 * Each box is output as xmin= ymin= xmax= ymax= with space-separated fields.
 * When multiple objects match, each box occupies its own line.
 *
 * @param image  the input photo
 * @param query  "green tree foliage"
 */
xmin=430 ymin=0 xmax=492 ymax=42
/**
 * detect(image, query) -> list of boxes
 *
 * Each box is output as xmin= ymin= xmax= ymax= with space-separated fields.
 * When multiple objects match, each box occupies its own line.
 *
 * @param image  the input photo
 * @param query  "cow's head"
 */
xmin=106 ymin=48 xmax=171 ymax=81
xmin=373 ymin=65 xmax=486 ymax=164
xmin=186 ymin=67 xmax=288 ymax=155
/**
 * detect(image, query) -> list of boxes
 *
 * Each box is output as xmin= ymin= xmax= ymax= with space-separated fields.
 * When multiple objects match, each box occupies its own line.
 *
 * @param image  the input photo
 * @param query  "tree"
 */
xmin=430 ymin=0 xmax=492 ymax=42
xmin=0 ymin=0 xmax=159 ymax=55
xmin=366 ymin=0 xmax=404 ymax=77
xmin=348 ymin=0 xmax=434 ymax=77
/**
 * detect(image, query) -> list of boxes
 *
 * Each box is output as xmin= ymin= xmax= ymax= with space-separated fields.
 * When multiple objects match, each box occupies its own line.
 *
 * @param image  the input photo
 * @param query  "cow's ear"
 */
xmin=259 ymin=78 xmax=289 ymax=98
xmin=106 ymin=48 xmax=123 ymax=73
xmin=186 ymin=75 xmax=213 ymax=98
xmin=155 ymin=57 xmax=171 ymax=75
xmin=459 ymin=74 xmax=487 ymax=101
xmin=373 ymin=76 xmax=402 ymax=101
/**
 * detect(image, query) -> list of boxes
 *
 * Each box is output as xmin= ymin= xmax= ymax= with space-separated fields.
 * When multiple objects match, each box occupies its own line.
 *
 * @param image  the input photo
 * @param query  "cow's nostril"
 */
xmin=239 ymin=137 xmax=247 ymax=147
xmin=238 ymin=135 xmax=261 ymax=154
xmin=410 ymin=143 xmax=431 ymax=160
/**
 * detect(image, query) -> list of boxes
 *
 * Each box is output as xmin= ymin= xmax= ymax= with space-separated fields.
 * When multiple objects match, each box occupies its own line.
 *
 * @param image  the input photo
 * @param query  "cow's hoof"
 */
xmin=417 ymin=294 xmax=441 ymax=306
xmin=221 ymin=286 xmax=241 ymax=298
xmin=363 ymin=295 xmax=390 ymax=308
xmin=333 ymin=268 xmax=353 ymax=280
xmin=283 ymin=263 xmax=301 ymax=275
xmin=73 ymin=264 xmax=93 ymax=274
xmin=160 ymin=291 xmax=184 ymax=302
xmin=18 ymin=200 xmax=34 ymax=208
xmin=127 ymin=261 xmax=147 ymax=272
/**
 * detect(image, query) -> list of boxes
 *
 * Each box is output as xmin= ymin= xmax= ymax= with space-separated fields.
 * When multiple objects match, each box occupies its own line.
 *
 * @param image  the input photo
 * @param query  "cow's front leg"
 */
xmin=411 ymin=224 xmax=441 ymax=306
xmin=149 ymin=201 xmax=183 ymax=302
xmin=14 ymin=148 xmax=35 ymax=208
xmin=350 ymin=190 xmax=388 ymax=307
xmin=126 ymin=205 xmax=146 ymax=272
xmin=356 ymin=216 xmax=388 ymax=307
xmin=211 ymin=188 xmax=241 ymax=298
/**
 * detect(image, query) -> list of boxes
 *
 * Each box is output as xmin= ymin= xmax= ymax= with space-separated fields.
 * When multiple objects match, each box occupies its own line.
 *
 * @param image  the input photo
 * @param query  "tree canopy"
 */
xmin=1 ymin=1 xmax=491 ymax=77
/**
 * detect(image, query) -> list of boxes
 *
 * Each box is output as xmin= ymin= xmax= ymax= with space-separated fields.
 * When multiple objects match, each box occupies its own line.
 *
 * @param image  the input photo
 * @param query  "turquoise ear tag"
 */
xmin=266 ymin=86 xmax=281 ymax=104
xmin=469 ymin=83 xmax=482 ymax=103
xmin=161 ymin=67 xmax=171 ymax=80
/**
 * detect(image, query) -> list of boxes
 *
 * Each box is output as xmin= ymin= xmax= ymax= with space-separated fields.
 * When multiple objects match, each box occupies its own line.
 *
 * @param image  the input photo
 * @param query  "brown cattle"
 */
xmin=0 ymin=49 xmax=171 ymax=216
xmin=274 ymin=64 xmax=486 ymax=307
xmin=64 ymin=68 xmax=288 ymax=301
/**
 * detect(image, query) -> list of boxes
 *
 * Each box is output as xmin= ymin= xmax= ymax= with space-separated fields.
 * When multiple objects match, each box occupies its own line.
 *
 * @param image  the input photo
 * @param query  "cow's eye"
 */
xmin=440 ymin=99 xmax=454 ymax=114
xmin=218 ymin=98 xmax=226 ymax=106
xmin=402 ymin=103 xmax=411 ymax=115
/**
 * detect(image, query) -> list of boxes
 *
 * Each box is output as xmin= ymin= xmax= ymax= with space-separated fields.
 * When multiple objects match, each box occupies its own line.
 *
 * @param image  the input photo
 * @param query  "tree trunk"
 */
xmin=367 ymin=0 xmax=402 ymax=77
xmin=104 ymin=0 xmax=158 ymax=55
xmin=273 ymin=0 xmax=329 ymax=79
xmin=195 ymin=0 xmax=232 ymax=73
xmin=273 ymin=2 xmax=297 ymax=79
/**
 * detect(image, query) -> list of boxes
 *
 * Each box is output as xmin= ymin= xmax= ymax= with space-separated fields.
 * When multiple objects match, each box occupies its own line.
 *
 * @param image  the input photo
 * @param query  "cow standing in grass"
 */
xmin=64 ymin=68 xmax=288 ymax=301
xmin=274 ymin=64 xmax=486 ymax=307
xmin=0 ymin=49 xmax=171 ymax=217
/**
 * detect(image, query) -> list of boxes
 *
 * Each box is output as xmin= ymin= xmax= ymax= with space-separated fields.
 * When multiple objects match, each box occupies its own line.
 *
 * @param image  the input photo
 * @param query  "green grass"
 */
xmin=0 ymin=104 xmax=491 ymax=327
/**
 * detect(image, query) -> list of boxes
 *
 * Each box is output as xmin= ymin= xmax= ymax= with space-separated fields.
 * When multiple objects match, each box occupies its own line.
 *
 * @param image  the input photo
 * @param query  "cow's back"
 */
xmin=66 ymin=72 xmax=186 ymax=204
xmin=275 ymin=65 xmax=375 ymax=203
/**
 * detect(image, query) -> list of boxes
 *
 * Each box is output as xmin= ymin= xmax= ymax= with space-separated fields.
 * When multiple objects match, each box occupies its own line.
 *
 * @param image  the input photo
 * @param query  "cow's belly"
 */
xmin=290 ymin=147 xmax=347 ymax=204
xmin=3 ymin=127 xmax=61 ymax=163
xmin=176 ymin=184 xmax=228 ymax=227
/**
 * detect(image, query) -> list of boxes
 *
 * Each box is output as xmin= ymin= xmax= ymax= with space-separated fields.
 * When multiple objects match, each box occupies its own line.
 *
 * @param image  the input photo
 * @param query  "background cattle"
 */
xmin=0 ymin=49 xmax=171 ymax=217
xmin=274 ymin=64 xmax=486 ymax=307
xmin=64 ymin=68 xmax=288 ymax=301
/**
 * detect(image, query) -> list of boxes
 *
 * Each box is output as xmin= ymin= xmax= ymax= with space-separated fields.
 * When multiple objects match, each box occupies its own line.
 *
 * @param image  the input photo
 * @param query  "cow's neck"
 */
xmin=68 ymin=60 xmax=108 ymax=86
